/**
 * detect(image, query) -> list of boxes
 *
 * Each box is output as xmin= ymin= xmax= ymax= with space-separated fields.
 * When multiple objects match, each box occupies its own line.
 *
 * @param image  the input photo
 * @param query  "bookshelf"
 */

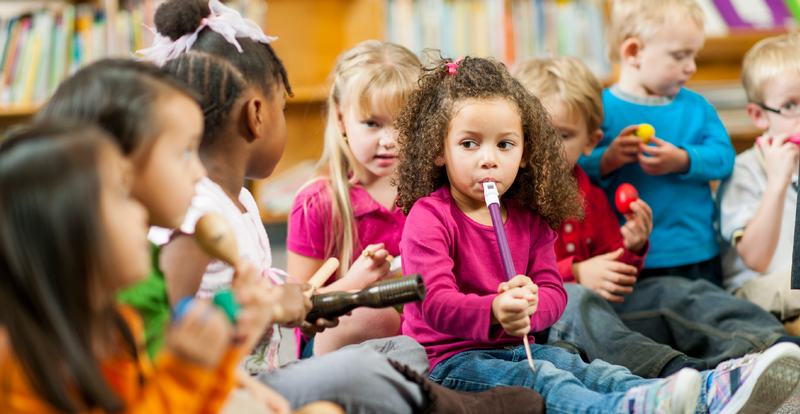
xmin=0 ymin=0 xmax=789 ymax=222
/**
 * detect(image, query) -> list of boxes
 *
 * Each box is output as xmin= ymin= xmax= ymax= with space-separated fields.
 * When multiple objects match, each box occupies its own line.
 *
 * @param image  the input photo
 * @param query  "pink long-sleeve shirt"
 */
xmin=400 ymin=185 xmax=568 ymax=370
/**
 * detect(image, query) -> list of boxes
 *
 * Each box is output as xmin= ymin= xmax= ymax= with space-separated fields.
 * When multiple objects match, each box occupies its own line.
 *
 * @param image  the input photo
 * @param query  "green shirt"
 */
xmin=116 ymin=243 xmax=170 ymax=359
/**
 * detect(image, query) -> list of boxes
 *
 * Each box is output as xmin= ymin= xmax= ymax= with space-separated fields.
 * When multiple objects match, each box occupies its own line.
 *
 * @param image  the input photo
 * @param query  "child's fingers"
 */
xmin=506 ymin=274 xmax=532 ymax=289
xmin=598 ymin=288 xmax=626 ymax=303
xmin=605 ymin=264 xmax=638 ymax=281
xmin=602 ymin=279 xmax=633 ymax=296
xmin=620 ymin=124 xmax=641 ymax=137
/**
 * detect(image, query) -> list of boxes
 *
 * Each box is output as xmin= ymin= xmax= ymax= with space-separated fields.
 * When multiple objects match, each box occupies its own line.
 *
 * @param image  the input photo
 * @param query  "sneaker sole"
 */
xmin=718 ymin=343 xmax=800 ymax=414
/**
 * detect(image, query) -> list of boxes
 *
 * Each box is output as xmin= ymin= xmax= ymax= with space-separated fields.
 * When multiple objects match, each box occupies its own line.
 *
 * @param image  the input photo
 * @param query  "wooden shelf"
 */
xmin=0 ymin=103 xmax=41 ymax=116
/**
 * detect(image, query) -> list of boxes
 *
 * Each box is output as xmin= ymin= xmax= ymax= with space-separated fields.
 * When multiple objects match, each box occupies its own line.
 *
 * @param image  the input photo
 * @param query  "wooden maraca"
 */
xmin=193 ymin=213 xmax=341 ymax=323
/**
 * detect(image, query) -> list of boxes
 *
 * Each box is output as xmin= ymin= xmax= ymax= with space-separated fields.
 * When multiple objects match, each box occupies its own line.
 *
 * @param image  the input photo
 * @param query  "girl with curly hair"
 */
xmin=395 ymin=56 xmax=770 ymax=414
xmin=287 ymin=40 xmax=420 ymax=357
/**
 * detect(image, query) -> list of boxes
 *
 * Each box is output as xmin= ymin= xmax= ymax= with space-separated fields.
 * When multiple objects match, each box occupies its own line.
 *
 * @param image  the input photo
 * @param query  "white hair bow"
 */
xmin=137 ymin=0 xmax=277 ymax=67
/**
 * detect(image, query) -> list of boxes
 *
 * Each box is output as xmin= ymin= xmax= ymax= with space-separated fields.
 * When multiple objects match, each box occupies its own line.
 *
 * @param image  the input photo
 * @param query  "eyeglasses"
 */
xmin=759 ymin=102 xmax=800 ymax=118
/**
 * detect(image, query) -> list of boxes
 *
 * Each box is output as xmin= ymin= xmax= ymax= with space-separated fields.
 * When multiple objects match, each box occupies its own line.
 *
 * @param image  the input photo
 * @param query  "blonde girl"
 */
xmin=287 ymin=40 xmax=420 ymax=356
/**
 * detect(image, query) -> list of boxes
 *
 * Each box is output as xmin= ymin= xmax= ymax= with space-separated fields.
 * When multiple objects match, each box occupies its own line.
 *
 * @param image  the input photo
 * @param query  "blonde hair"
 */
xmin=514 ymin=56 xmax=604 ymax=133
xmin=302 ymin=40 xmax=420 ymax=279
xmin=607 ymin=0 xmax=705 ymax=63
xmin=742 ymin=32 xmax=800 ymax=104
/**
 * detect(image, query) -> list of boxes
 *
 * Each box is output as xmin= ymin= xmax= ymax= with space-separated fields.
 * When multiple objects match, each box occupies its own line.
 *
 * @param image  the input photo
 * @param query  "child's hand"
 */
xmin=298 ymin=316 xmax=340 ymax=339
xmin=345 ymin=243 xmax=392 ymax=288
xmin=599 ymin=125 xmax=641 ymax=176
xmin=637 ymin=137 xmax=690 ymax=175
xmin=271 ymin=284 xmax=313 ymax=328
xmin=573 ymin=248 xmax=636 ymax=303
xmin=491 ymin=275 xmax=538 ymax=337
xmin=761 ymin=134 xmax=799 ymax=188
xmin=621 ymin=199 xmax=652 ymax=255
xmin=167 ymin=300 xmax=232 ymax=368
xmin=236 ymin=371 xmax=291 ymax=414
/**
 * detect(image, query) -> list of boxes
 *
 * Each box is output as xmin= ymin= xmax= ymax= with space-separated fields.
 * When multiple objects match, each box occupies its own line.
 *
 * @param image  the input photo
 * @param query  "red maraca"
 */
xmin=615 ymin=183 xmax=639 ymax=214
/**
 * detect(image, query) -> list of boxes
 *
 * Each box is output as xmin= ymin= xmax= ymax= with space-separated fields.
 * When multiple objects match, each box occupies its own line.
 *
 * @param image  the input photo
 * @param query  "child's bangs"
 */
xmin=347 ymin=66 xmax=417 ymax=119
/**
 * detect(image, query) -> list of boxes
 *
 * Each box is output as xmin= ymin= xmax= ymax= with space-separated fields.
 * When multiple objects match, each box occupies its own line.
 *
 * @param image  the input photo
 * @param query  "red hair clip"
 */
xmin=445 ymin=57 xmax=464 ymax=75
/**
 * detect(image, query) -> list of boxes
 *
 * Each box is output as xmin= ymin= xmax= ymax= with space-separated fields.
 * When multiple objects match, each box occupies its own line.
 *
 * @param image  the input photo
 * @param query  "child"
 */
xmin=143 ymin=0 xmax=317 ymax=375
xmin=287 ymin=40 xmax=419 ymax=356
xmin=141 ymin=1 xmax=547 ymax=412
xmin=578 ymin=0 xmax=735 ymax=284
xmin=516 ymin=56 xmax=791 ymax=380
xmin=718 ymin=32 xmax=800 ymax=331
xmin=36 ymin=59 xmax=207 ymax=360
xmin=0 ymin=123 xmax=246 ymax=414
xmin=396 ymin=55 xmax=800 ymax=414
xmin=35 ymin=59 xmax=296 ymax=412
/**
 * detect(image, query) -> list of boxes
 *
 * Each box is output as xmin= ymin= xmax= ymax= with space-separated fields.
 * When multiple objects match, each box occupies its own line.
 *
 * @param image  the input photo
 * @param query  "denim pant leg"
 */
xmin=612 ymin=277 xmax=785 ymax=368
xmin=257 ymin=339 xmax=427 ymax=414
xmin=549 ymin=283 xmax=685 ymax=378
xmin=430 ymin=345 xmax=654 ymax=414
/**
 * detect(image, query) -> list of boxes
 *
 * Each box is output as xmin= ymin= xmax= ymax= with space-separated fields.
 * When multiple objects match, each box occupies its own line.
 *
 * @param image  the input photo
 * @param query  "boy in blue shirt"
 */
xmin=579 ymin=0 xmax=735 ymax=284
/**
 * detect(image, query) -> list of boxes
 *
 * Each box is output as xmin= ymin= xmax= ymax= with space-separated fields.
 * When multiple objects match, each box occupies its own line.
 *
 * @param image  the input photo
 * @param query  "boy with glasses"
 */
xmin=718 ymin=32 xmax=800 ymax=334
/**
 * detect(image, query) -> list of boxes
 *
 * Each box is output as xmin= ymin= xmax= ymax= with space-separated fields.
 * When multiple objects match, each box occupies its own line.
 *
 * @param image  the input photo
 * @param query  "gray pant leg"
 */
xmin=257 ymin=337 xmax=428 ymax=414
xmin=548 ymin=283 xmax=688 ymax=378
xmin=612 ymin=277 xmax=785 ymax=368
xmin=342 ymin=335 xmax=431 ymax=376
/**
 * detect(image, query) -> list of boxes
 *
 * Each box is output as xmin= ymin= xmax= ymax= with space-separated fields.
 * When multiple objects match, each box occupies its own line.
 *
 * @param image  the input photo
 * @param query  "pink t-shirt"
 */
xmin=400 ymin=185 xmax=567 ymax=370
xmin=288 ymin=179 xmax=406 ymax=271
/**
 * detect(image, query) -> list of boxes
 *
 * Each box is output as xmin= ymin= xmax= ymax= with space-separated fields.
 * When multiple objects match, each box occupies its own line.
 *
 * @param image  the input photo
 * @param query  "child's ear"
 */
xmin=434 ymin=153 xmax=445 ymax=167
xmin=621 ymin=38 xmax=643 ymax=68
xmin=335 ymin=103 xmax=347 ymax=137
xmin=746 ymin=102 xmax=771 ymax=132
xmin=584 ymin=129 xmax=604 ymax=156
xmin=245 ymin=95 xmax=264 ymax=140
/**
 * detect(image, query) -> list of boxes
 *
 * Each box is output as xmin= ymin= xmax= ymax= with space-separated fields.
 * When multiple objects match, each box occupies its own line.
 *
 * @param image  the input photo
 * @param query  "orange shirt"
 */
xmin=0 ymin=306 xmax=242 ymax=414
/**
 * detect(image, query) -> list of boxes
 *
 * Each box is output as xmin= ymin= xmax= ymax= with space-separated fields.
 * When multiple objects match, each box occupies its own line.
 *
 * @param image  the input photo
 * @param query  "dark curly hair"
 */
xmin=394 ymin=55 xmax=584 ymax=228
xmin=154 ymin=0 xmax=292 ymax=145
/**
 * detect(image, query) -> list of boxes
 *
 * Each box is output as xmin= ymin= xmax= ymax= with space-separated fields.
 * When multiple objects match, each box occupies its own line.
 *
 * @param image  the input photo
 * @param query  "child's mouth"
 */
xmin=374 ymin=155 xmax=396 ymax=166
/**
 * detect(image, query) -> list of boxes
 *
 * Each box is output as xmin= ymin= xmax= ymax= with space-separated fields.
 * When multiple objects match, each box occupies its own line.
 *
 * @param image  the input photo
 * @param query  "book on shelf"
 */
xmin=0 ymin=0 xmax=261 ymax=110
xmin=386 ymin=0 xmax=611 ymax=79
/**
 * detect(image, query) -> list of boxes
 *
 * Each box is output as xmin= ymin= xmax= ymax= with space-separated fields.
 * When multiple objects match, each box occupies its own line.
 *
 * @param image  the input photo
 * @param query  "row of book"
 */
xmin=0 ymin=0 xmax=259 ymax=108
xmin=385 ymin=0 xmax=610 ymax=79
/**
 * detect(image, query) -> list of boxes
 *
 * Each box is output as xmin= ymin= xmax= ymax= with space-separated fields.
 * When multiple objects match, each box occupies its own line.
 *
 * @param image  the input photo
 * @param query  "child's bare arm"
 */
xmin=736 ymin=135 xmax=798 ymax=272
xmin=160 ymin=233 xmax=212 ymax=305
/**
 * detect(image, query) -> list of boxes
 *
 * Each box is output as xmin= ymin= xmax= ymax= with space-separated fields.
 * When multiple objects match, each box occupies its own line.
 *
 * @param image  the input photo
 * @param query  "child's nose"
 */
xmin=685 ymin=59 xmax=697 ymax=75
xmin=480 ymin=147 xmax=498 ymax=168
xmin=379 ymin=130 xmax=396 ymax=149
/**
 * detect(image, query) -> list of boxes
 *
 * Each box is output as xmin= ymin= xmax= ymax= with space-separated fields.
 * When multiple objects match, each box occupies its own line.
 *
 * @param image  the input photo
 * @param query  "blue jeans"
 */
xmin=549 ymin=278 xmax=784 ymax=378
xmin=430 ymin=344 xmax=653 ymax=413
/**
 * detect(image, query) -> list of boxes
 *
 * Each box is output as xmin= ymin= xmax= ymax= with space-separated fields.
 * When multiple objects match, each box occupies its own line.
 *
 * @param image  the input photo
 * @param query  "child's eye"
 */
xmin=182 ymin=149 xmax=192 ymax=160
xmin=498 ymin=141 xmax=514 ymax=150
xmin=671 ymin=52 xmax=687 ymax=60
xmin=364 ymin=121 xmax=379 ymax=128
xmin=460 ymin=140 xmax=477 ymax=149
xmin=783 ymin=102 xmax=798 ymax=112
xmin=560 ymin=131 xmax=572 ymax=139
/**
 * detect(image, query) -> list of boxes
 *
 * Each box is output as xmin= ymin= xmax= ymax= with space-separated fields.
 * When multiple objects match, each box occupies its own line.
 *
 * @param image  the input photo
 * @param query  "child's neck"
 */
xmin=617 ymin=65 xmax=663 ymax=98
xmin=449 ymin=186 xmax=507 ymax=227
xmin=201 ymin=146 xmax=249 ymax=213
xmin=358 ymin=171 xmax=397 ymax=212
